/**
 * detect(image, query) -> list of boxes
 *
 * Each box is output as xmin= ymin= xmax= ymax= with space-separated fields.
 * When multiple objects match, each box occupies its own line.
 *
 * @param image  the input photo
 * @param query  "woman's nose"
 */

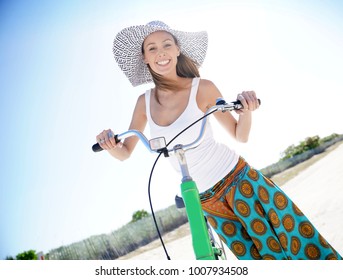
xmin=158 ymin=50 xmax=166 ymax=57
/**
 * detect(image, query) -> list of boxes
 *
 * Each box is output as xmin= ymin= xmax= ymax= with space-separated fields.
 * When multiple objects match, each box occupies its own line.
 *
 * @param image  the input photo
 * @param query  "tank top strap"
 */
xmin=190 ymin=77 xmax=200 ymax=100
xmin=144 ymin=88 xmax=153 ymax=124
xmin=187 ymin=77 xmax=202 ymax=114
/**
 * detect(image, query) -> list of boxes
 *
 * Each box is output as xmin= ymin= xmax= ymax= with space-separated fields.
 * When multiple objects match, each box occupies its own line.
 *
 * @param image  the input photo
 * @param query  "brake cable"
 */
xmin=147 ymin=109 xmax=216 ymax=260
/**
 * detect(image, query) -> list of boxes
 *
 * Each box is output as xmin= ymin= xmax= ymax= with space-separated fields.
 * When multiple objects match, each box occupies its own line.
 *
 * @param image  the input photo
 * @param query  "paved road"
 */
xmin=124 ymin=143 xmax=343 ymax=260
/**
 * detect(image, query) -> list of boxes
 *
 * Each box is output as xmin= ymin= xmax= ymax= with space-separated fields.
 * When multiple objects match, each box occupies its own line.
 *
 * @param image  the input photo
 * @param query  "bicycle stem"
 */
xmin=173 ymin=145 xmax=192 ymax=182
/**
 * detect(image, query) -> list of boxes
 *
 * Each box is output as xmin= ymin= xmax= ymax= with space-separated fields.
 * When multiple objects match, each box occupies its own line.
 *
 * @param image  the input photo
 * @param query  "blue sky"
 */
xmin=1 ymin=0 xmax=343 ymax=259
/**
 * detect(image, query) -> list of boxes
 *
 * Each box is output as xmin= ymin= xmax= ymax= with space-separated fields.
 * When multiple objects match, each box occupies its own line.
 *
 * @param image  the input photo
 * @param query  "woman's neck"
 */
xmin=154 ymin=77 xmax=193 ymax=105
xmin=156 ymin=76 xmax=191 ymax=92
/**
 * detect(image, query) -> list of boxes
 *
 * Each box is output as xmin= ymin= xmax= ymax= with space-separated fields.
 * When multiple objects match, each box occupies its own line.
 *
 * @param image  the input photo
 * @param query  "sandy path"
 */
xmin=119 ymin=143 xmax=343 ymax=260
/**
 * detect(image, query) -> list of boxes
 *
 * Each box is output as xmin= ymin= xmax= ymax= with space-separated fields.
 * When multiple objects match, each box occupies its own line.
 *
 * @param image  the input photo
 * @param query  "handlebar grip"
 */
xmin=92 ymin=143 xmax=103 ymax=152
xmin=92 ymin=135 xmax=120 ymax=153
xmin=233 ymin=98 xmax=261 ymax=107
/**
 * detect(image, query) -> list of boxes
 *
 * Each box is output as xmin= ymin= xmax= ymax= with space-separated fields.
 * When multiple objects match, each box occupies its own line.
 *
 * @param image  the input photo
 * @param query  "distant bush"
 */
xmin=16 ymin=250 xmax=38 ymax=260
xmin=281 ymin=135 xmax=320 ymax=160
xmin=319 ymin=133 xmax=340 ymax=144
xmin=280 ymin=133 xmax=341 ymax=160
xmin=131 ymin=209 xmax=150 ymax=223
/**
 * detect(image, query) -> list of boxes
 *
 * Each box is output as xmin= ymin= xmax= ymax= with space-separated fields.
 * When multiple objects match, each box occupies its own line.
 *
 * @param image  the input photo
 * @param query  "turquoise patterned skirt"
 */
xmin=199 ymin=157 xmax=342 ymax=260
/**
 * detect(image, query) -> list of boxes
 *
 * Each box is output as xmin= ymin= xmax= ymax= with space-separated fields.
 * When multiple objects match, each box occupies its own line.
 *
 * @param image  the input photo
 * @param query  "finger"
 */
xmin=96 ymin=133 xmax=105 ymax=147
xmin=247 ymin=96 xmax=256 ymax=110
xmin=248 ymin=91 xmax=259 ymax=110
xmin=245 ymin=91 xmax=257 ymax=110
xmin=108 ymin=130 xmax=118 ymax=147
xmin=237 ymin=93 xmax=244 ymax=105
xmin=249 ymin=91 xmax=260 ymax=109
xmin=250 ymin=93 xmax=260 ymax=110
xmin=237 ymin=93 xmax=248 ymax=110
xmin=249 ymin=90 xmax=257 ymax=99
xmin=98 ymin=139 xmax=107 ymax=150
xmin=98 ymin=130 xmax=109 ymax=150
xmin=103 ymin=129 xmax=114 ymax=149
xmin=106 ymin=130 xmax=120 ymax=150
xmin=243 ymin=91 xmax=259 ymax=111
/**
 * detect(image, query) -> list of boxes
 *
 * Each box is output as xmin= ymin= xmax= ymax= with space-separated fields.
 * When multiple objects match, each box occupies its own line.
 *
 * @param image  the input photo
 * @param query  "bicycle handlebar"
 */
xmin=92 ymin=98 xmax=260 ymax=154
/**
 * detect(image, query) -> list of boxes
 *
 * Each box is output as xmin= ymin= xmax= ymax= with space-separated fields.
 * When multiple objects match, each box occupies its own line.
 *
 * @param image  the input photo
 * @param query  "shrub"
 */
xmin=281 ymin=135 xmax=320 ymax=160
xmin=131 ymin=209 xmax=150 ymax=223
xmin=16 ymin=250 xmax=38 ymax=260
xmin=320 ymin=133 xmax=339 ymax=144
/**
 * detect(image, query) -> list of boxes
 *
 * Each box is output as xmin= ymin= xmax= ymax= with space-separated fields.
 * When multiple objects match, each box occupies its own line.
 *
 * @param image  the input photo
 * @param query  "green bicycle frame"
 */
xmin=181 ymin=179 xmax=216 ymax=260
xmin=175 ymin=145 xmax=216 ymax=260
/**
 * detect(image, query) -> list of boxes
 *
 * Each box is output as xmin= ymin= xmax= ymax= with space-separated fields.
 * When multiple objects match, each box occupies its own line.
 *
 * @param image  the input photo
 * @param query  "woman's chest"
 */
xmin=150 ymin=91 xmax=191 ymax=127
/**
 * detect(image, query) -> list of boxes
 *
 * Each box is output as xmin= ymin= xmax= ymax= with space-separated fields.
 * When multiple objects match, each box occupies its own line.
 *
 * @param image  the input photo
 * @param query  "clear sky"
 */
xmin=1 ymin=0 xmax=342 ymax=259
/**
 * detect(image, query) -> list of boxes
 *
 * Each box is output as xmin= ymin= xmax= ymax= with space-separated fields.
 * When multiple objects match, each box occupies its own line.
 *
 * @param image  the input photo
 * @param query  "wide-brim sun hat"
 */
xmin=112 ymin=20 xmax=208 ymax=87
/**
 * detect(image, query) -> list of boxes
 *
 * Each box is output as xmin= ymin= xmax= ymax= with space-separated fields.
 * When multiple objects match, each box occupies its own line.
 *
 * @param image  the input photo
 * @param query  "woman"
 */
xmin=96 ymin=21 xmax=341 ymax=260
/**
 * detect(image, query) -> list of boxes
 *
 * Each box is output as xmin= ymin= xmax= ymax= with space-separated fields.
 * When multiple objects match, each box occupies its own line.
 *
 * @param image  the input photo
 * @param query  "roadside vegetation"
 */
xmin=5 ymin=250 xmax=38 ymax=260
xmin=280 ymin=133 xmax=340 ymax=160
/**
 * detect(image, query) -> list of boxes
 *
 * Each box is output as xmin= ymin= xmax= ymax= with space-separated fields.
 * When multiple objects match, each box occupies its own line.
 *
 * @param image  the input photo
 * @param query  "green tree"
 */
xmin=16 ymin=250 xmax=38 ymax=260
xmin=131 ymin=209 xmax=150 ymax=223
xmin=302 ymin=135 xmax=320 ymax=150
xmin=281 ymin=135 xmax=320 ymax=160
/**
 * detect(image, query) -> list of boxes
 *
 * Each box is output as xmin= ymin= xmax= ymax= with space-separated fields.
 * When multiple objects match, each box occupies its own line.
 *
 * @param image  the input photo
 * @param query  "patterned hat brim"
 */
xmin=112 ymin=21 xmax=208 ymax=87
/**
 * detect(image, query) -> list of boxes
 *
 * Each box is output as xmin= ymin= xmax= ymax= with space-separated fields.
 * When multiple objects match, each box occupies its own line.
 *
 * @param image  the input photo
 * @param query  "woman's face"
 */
xmin=142 ymin=31 xmax=180 ymax=78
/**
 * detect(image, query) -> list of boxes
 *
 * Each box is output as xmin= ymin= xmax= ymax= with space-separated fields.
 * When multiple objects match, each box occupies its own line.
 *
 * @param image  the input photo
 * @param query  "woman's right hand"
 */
xmin=96 ymin=129 xmax=123 ymax=151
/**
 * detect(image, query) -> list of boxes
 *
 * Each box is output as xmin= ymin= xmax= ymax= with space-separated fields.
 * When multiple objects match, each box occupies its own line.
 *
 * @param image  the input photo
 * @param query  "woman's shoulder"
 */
xmin=137 ymin=86 xmax=154 ymax=103
xmin=133 ymin=92 xmax=147 ymax=115
xmin=197 ymin=78 xmax=222 ymax=111
xmin=198 ymin=78 xmax=217 ymax=90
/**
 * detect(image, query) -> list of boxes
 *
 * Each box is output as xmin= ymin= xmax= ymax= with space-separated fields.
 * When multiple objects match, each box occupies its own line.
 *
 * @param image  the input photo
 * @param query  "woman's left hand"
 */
xmin=235 ymin=91 xmax=260 ymax=115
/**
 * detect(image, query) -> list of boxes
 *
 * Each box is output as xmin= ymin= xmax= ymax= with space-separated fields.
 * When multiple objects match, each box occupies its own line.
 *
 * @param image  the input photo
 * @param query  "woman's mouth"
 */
xmin=156 ymin=60 xmax=170 ymax=66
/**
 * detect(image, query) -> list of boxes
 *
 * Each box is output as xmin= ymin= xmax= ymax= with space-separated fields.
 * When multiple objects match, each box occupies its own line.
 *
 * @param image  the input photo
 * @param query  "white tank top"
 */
xmin=145 ymin=78 xmax=239 ymax=192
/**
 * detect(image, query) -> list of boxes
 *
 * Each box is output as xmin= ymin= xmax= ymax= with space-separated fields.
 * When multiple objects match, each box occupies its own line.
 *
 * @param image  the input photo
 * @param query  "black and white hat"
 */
xmin=112 ymin=21 xmax=208 ymax=87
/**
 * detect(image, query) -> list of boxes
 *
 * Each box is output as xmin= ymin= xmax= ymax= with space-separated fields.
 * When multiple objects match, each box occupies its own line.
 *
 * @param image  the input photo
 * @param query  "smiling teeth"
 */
xmin=157 ymin=60 xmax=169 ymax=65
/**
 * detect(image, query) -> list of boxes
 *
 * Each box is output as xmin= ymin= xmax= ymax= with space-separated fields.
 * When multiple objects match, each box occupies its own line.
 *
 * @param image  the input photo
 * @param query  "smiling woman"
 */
xmin=1 ymin=0 xmax=343 ymax=263
xmin=94 ymin=19 xmax=342 ymax=260
xmin=143 ymin=33 xmax=180 ymax=68
xmin=142 ymin=31 xmax=202 ymax=125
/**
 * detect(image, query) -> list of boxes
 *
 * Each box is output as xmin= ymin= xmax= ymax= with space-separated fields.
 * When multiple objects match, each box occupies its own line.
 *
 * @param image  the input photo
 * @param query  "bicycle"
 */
xmin=92 ymin=97 xmax=259 ymax=260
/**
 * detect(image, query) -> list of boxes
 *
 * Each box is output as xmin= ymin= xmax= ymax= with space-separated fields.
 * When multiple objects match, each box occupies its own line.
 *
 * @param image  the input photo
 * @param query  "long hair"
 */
xmin=142 ymin=34 xmax=200 ymax=100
